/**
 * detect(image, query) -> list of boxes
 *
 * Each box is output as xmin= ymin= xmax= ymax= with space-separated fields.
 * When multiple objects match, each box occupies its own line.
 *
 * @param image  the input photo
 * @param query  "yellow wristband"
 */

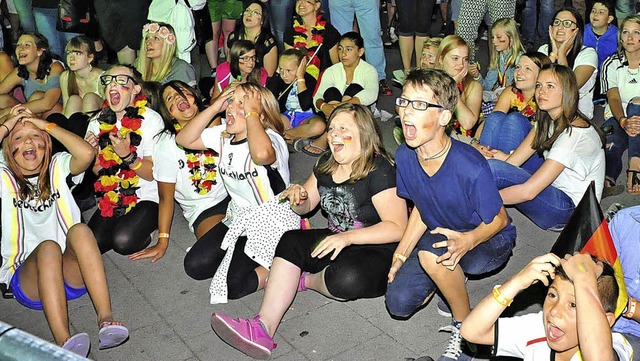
xmin=158 ymin=233 xmax=170 ymax=239
xmin=131 ymin=159 xmax=142 ymax=170
xmin=492 ymin=285 xmax=513 ymax=307
xmin=245 ymin=111 xmax=260 ymax=119
xmin=394 ymin=253 xmax=407 ymax=263
xmin=45 ymin=122 xmax=57 ymax=133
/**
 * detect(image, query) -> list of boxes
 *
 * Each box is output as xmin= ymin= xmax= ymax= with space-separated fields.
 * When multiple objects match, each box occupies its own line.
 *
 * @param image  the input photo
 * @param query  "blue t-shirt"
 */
xmin=396 ymin=139 xmax=514 ymax=234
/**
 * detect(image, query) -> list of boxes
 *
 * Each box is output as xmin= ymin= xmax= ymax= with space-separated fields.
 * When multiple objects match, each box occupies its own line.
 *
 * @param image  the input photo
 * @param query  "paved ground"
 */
xmin=1 ymin=33 xmax=639 ymax=361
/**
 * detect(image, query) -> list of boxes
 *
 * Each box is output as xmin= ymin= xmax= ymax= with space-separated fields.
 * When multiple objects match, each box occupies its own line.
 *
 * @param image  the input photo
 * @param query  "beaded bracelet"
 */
xmin=492 ymin=285 xmax=513 ymax=307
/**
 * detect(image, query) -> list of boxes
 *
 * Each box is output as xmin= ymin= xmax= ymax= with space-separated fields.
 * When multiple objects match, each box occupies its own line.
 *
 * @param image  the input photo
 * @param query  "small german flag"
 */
xmin=550 ymin=182 xmax=628 ymax=317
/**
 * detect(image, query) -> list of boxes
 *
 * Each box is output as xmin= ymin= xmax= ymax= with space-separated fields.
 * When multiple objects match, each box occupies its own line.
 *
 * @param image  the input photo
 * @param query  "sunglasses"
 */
xmin=552 ymin=19 xmax=577 ymax=28
xmin=100 ymin=74 xmax=137 ymax=86
xmin=395 ymin=97 xmax=444 ymax=111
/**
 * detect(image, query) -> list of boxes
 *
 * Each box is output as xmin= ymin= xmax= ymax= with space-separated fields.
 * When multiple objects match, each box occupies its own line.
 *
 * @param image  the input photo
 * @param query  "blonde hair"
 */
xmin=237 ymin=82 xmax=285 ymax=135
xmin=422 ymin=37 xmax=442 ymax=51
xmin=435 ymin=35 xmax=474 ymax=94
xmin=618 ymin=15 xmax=640 ymax=57
xmin=316 ymin=104 xmax=393 ymax=183
xmin=2 ymin=123 xmax=53 ymax=201
xmin=488 ymin=18 xmax=525 ymax=70
xmin=136 ymin=23 xmax=177 ymax=83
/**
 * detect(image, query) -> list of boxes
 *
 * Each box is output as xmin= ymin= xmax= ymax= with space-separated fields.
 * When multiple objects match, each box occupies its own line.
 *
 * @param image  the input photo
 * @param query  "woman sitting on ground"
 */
xmin=175 ymin=83 xmax=289 ymax=298
xmin=226 ymin=0 xmax=278 ymax=76
xmin=472 ymin=51 xmax=551 ymax=172
xmin=209 ymin=40 xmax=268 ymax=103
xmin=435 ymin=34 xmax=482 ymax=140
xmin=0 ymin=105 xmax=128 ymax=358
xmin=128 ymin=81 xmax=230 ymax=266
xmin=210 ymin=103 xmax=408 ymax=359
xmin=284 ymin=0 xmax=340 ymax=79
xmin=136 ymin=22 xmax=196 ymax=87
xmin=0 ymin=33 xmax=63 ymax=120
xmin=538 ymin=7 xmax=597 ymax=119
xmin=487 ymin=64 xmax=605 ymax=231
xmin=308 ymin=32 xmax=379 ymax=156
xmin=60 ymin=35 xmax=104 ymax=118
xmin=600 ymin=15 xmax=640 ymax=195
xmin=84 ymin=64 xmax=164 ymax=256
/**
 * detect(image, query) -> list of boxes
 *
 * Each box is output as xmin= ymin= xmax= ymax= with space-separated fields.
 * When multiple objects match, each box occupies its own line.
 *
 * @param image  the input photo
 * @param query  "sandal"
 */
xmin=602 ymin=177 xmax=625 ymax=198
xmin=627 ymin=169 xmax=640 ymax=195
xmin=98 ymin=321 xmax=129 ymax=350
xmin=301 ymin=143 xmax=327 ymax=157
xmin=62 ymin=333 xmax=90 ymax=357
xmin=292 ymin=138 xmax=312 ymax=153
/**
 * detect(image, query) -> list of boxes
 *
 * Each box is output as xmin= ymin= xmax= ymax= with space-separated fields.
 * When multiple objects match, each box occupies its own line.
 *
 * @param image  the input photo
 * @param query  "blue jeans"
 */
xmin=14 ymin=0 xmax=36 ymax=33
xmin=521 ymin=0 xmax=554 ymax=43
xmin=329 ymin=0 xmax=386 ymax=81
xmin=616 ymin=0 xmax=636 ymax=25
xmin=268 ymin=0 xmax=295 ymax=52
xmin=33 ymin=7 xmax=81 ymax=59
xmin=604 ymin=102 xmax=640 ymax=181
xmin=385 ymin=226 xmax=515 ymax=317
xmin=488 ymin=159 xmax=575 ymax=231
xmin=480 ymin=111 xmax=544 ymax=172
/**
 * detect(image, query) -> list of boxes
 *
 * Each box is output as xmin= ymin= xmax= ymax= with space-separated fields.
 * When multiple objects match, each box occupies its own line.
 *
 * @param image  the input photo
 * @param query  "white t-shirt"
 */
xmin=544 ymin=125 xmax=605 ymax=205
xmin=153 ymin=132 xmax=228 ymax=231
xmin=200 ymin=125 xmax=289 ymax=211
xmin=87 ymin=107 xmax=164 ymax=203
xmin=0 ymin=153 xmax=83 ymax=285
xmin=312 ymin=59 xmax=380 ymax=109
xmin=538 ymin=45 xmax=598 ymax=119
xmin=601 ymin=53 xmax=640 ymax=120
xmin=496 ymin=312 xmax=633 ymax=361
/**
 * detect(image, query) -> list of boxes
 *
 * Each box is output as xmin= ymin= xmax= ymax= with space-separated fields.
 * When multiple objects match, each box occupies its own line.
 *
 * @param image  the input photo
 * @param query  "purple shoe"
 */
xmin=298 ymin=272 xmax=309 ymax=292
xmin=211 ymin=313 xmax=276 ymax=359
xmin=62 ymin=333 xmax=90 ymax=357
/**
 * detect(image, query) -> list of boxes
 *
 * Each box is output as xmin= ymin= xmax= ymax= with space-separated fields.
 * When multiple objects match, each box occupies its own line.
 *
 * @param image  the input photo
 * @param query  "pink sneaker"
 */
xmin=211 ymin=314 xmax=276 ymax=359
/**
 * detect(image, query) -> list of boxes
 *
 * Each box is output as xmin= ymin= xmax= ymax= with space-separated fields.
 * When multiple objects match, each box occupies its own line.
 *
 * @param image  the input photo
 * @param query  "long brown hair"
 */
xmin=316 ymin=104 xmax=393 ymax=183
xmin=65 ymin=35 xmax=97 ymax=97
xmin=3 ymin=124 xmax=53 ymax=201
xmin=532 ymin=64 xmax=604 ymax=152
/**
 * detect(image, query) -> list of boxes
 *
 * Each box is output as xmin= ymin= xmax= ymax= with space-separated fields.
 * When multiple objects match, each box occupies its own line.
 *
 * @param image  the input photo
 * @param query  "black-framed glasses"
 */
xmin=395 ymin=97 xmax=444 ymax=111
xmin=552 ymin=19 xmax=577 ymax=28
xmin=239 ymin=55 xmax=256 ymax=63
xmin=100 ymin=74 xmax=137 ymax=86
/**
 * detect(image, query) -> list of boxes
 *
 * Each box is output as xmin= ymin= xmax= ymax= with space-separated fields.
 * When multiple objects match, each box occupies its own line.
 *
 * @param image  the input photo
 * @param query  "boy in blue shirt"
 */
xmin=584 ymin=0 xmax=618 ymax=99
xmin=385 ymin=68 xmax=516 ymax=361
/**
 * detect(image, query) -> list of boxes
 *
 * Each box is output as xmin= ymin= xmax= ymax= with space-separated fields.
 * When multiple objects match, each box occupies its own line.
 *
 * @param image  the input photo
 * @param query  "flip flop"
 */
xmin=293 ymin=138 xmax=312 ymax=153
xmin=62 ymin=332 xmax=90 ymax=357
xmin=627 ymin=169 xmax=640 ymax=195
xmin=301 ymin=143 xmax=327 ymax=157
xmin=98 ymin=322 xmax=129 ymax=350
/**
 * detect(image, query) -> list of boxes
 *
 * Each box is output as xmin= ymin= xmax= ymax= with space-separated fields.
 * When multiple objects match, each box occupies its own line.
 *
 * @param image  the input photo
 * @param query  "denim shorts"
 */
xmin=385 ymin=226 xmax=516 ymax=317
xmin=10 ymin=265 xmax=87 ymax=310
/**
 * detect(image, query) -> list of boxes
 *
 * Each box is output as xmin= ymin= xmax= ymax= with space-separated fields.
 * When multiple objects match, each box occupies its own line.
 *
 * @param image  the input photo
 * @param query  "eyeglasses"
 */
xmin=239 ymin=55 xmax=256 ymax=63
xmin=100 ymin=74 xmax=137 ymax=86
xmin=244 ymin=9 xmax=262 ymax=17
xmin=552 ymin=19 xmax=577 ymax=28
xmin=395 ymin=97 xmax=444 ymax=111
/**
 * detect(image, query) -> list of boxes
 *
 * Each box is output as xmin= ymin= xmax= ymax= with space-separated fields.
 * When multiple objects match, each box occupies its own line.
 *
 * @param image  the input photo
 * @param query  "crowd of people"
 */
xmin=0 ymin=0 xmax=639 ymax=360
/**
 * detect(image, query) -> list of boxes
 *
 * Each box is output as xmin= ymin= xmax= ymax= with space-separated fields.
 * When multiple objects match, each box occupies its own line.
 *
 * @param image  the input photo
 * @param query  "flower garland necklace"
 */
xmin=94 ymin=94 xmax=146 ymax=217
xmin=292 ymin=14 xmax=326 ymax=79
xmin=512 ymin=89 xmax=537 ymax=124
xmin=174 ymin=123 xmax=219 ymax=195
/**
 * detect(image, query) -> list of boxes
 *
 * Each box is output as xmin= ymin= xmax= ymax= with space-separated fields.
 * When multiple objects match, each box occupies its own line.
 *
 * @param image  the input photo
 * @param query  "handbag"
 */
xmin=57 ymin=0 xmax=93 ymax=33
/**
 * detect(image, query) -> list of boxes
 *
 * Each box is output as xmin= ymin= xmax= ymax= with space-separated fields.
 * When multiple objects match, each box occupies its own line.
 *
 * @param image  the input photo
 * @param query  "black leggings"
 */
xmin=183 ymin=222 xmax=260 ymax=300
xmin=275 ymin=229 xmax=395 ymax=300
xmin=323 ymin=83 xmax=364 ymax=103
xmin=88 ymin=200 xmax=158 ymax=255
